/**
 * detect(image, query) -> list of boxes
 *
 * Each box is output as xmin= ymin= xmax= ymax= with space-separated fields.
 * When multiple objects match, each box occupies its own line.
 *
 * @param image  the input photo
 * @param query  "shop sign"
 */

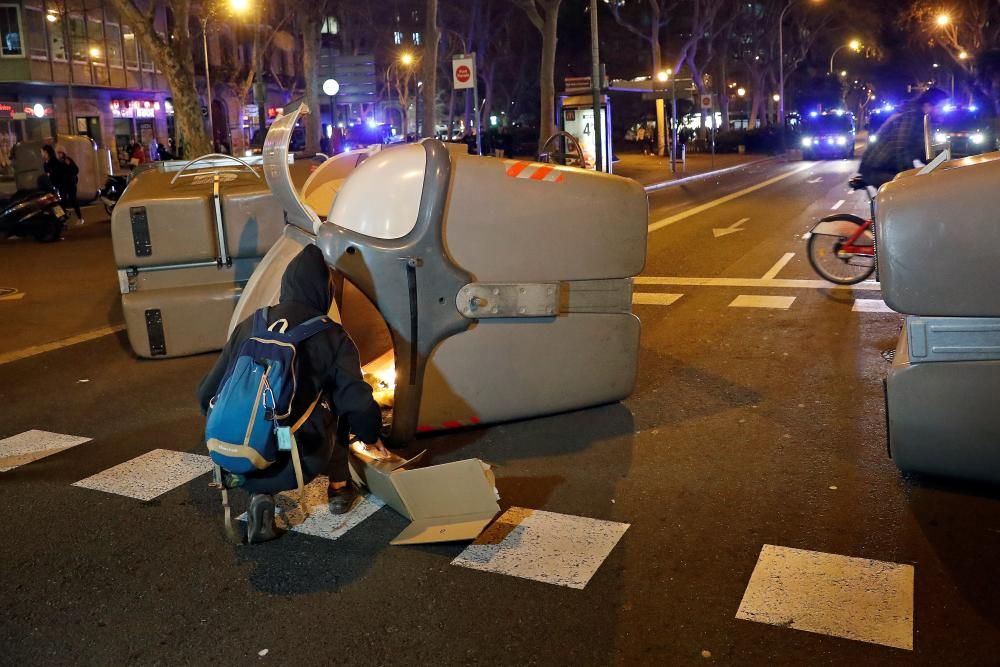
xmin=111 ymin=99 xmax=161 ymax=119
xmin=266 ymin=106 xmax=284 ymax=119
xmin=0 ymin=101 xmax=55 ymax=119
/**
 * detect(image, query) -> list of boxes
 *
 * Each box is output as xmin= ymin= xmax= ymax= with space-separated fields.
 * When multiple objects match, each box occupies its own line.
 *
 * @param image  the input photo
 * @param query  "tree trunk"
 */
xmin=749 ymin=93 xmax=763 ymax=129
xmin=301 ymin=16 xmax=321 ymax=154
xmin=537 ymin=6 xmax=559 ymax=152
xmin=651 ymin=11 xmax=665 ymax=156
xmin=107 ymin=0 xmax=211 ymax=156
xmin=717 ymin=50 xmax=730 ymax=130
xmin=421 ymin=0 xmax=439 ymax=138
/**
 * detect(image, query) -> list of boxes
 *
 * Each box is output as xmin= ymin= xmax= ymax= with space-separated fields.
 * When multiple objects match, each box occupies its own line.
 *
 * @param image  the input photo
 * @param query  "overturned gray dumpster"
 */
xmin=878 ymin=150 xmax=1000 ymax=482
xmin=234 ymin=105 xmax=649 ymax=444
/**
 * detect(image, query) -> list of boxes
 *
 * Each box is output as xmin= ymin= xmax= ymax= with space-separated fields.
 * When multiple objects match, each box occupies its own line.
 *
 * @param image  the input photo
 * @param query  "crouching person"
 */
xmin=197 ymin=245 xmax=385 ymax=543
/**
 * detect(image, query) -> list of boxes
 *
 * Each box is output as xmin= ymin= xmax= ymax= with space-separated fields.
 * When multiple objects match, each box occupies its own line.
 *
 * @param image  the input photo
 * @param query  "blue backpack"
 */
xmin=206 ymin=307 xmax=334 ymax=478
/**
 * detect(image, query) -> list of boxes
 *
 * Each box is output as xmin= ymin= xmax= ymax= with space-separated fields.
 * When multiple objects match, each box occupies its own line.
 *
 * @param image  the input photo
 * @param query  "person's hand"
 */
xmin=370 ymin=440 xmax=392 ymax=458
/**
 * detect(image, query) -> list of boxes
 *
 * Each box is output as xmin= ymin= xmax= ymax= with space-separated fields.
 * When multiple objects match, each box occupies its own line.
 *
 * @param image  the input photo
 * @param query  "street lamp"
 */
xmin=829 ymin=39 xmax=862 ymax=75
xmin=779 ymin=0 xmax=823 ymax=147
xmin=959 ymin=51 xmax=969 ymax=60
xmin=204 ymin=0 xmax=251 ymax=148
xmin=400 ymin=52 xmax=414 ymax=67
xmin=936 ymin=13 xmax=950 ymax=27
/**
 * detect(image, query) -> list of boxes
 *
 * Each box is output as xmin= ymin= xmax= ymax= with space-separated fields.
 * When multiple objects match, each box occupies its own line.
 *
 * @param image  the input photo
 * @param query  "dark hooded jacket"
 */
xmin=197 ymin=245 xmax=382 ymax=465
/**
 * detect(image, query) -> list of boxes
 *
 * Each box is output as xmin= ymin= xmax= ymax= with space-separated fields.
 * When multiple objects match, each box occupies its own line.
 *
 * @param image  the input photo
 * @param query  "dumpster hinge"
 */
xmin=457 ymin=283 xmax=560 ymax=318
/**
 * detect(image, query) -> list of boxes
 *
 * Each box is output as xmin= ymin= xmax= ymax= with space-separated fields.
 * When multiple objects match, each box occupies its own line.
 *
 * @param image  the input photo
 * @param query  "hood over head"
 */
xmin=280 ymin=244 xmax=332 ymax=313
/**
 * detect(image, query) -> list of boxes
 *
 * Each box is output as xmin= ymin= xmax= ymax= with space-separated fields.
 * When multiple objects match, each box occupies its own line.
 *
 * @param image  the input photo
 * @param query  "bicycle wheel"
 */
xmin=807 ymin=220 xmax=876 ymax=285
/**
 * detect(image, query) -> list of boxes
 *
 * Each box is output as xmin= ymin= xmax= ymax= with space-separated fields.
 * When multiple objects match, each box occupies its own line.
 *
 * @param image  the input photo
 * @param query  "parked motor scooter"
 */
xmin=0 ymin=181 xmax=69 ymax=242
xmin=99 ymin=174 xmax=127 ymax=215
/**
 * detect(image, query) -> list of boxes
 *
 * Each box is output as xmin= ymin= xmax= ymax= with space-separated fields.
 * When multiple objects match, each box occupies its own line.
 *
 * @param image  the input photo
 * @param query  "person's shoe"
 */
xmin=328 ymin=483 xmax=359 ymax=515
xmin=75 ymin=217 xmax=85 ymax=226
xmin=246 ymin=493 xmax=278 ymax=544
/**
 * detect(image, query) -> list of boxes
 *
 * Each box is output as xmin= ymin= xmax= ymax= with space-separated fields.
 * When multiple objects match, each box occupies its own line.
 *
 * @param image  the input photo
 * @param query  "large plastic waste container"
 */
xmin=112 ymin=156 xmax=285 ymax=358
xmin=877 ymin=150 xmax=1000 ymax=482
xmin=14 ymin=134 xmax=104 ymax=201
xmin=236 ymin=105 xmax=648 ymax=444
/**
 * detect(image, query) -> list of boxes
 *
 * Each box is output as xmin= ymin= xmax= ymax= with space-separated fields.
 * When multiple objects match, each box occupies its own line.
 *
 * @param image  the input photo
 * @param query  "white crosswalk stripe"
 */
xmin=0 ymin=430 xmax=91 ymax=472
xmin=452 ymin=507 xmax=629 ymax=589
xmin=632 ymin=292 xmax=683 ymax=306
xmin=853 ymin=299 xmax=896 ymax=313
xmin=729 ymin=295 xmax=796 ymax=310
xmin=73 ymin=449 xmax=213 ymax=501
xmin=737 ymin=544 xmax=914 ymax=650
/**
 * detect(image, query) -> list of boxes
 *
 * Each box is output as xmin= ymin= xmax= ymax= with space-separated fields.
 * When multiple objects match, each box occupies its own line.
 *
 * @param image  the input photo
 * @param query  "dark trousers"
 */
xmin=241 ymin=417 xmax=350 ymax=495
xmin=59 ymin=185 xmax=81 ymax=218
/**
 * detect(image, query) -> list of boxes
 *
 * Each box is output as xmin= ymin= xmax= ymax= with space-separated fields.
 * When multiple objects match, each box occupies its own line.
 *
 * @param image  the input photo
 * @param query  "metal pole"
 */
xmin=202 ymin=17 xmax=213 ymax=148
xmin=472 ymin=53 xmax=482 ymax=155
xmin=778 ymin=0 xmax=790 ymax=155
xmin=589 ymin=0 xmax=603 ymax=172
xmin=670 ymin=75 xmax=678 ymax=173
xmin=828 ymin=45 xmax=843 ymax=76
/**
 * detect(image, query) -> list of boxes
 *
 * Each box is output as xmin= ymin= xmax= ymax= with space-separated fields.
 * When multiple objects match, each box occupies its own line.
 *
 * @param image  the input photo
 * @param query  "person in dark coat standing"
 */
xmin=55 ymin=146 xmax=82 ymax=223
xmin=197 ymin=245 xmax=386 ymax=543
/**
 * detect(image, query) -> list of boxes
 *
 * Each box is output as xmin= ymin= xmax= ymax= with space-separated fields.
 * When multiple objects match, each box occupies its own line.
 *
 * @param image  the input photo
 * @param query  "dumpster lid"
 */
xmin=262 ymin=103 xmax=321 ymax=234
xmin=348 ymin=442 xmax=500 ymax=545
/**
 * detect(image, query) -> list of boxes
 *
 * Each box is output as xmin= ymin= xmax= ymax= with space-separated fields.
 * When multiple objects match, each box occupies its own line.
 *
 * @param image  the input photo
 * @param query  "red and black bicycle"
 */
xmin=806 ymin=176 xmax=877 ymax=285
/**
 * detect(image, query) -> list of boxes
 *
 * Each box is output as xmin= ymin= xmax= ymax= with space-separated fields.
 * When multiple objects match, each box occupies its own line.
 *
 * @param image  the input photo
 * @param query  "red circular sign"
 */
xmin=455 ymin=65 xmax=471 ymax=83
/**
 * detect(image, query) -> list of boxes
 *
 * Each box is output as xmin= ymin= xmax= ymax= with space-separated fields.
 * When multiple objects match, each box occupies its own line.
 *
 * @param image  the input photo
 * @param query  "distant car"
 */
xmin=800 ymin=111 xmax=856 ymax=160
xmin=930 ymin=104 xmax=996 ymax=158
xmin=247 ymin=126 xmax=305 ymax=156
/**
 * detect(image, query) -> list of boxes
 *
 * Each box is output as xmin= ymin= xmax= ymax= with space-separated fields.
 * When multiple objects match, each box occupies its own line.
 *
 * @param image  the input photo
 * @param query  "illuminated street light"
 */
xmin=959 ymin=51 xmax=969 ymax=60
xmin=229 ymin=0 xmax=250 ymax=13
xmin=840 ymin=70 xmax=847 ymax=77
xmin=657 ymin=70 xmax=669 ymax=83
xmin=849 ymin=39 xmax=861 ymax=51
xmin=936 ymin=13 xmax=950 ymax=26
xmin=773 ymin=94 xmax=781 ymax=102
xmin=400 ymin=52 xmax=414 ymax=66
xmin=45 ymin=11 xmax=57 ymax=22
xmin=737 ymin=87 xmax=746 ymax=97
xmin=88 ymin=46 xmax=101 ymax=58
xmin=830 ymin=39 xmax=863 ymax=74
xmin=933 ymin=63 xmax=939 ymax=68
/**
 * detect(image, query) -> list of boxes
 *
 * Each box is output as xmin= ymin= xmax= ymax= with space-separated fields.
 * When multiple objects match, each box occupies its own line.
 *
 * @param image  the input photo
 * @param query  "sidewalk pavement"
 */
xmin=612 ymin=151 xmax=776 ymax=190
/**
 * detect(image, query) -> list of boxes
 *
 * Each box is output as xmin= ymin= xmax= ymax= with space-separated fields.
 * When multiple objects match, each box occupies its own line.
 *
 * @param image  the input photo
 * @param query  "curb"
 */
xmin=641 ymin=155 xmax=783 ymax=193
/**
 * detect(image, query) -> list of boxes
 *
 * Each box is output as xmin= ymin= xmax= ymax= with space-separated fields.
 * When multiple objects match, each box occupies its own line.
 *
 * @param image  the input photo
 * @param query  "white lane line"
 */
xmin=0 ymin=324 xmax=126 ymax=366
xmin=832 ymin=199 xmax=845 ymax=210
xmin=0 ymin=291 xmax=25 ymax=301
xmin=736 ymin=544 xmax=914 ymax=650
xmin=853 ymin=299 xmax=896 ymax=313
xmin=807 ymin=177 xmax=823 ymax=184
xmin=452 ymin=507 xmax=629 ymax=589
xmin=648 ymin=163 xmax=812 ymax=233
xmin=632 ymin=293 xmax=683 ymax=306
xmin=73 ymin=449 xmax=213 ymax=501
xmin=0 ymin=430 xmax=92 ymax=472
xmin=237 ymin=475 xmax=386 ymax=540
xmin=636 ymin=276 xmax=880 ymax=291
xmin=729 ymin=295 xmax=796 ymax=310
xmin=761 ymin=253 xmax=796 ymax=280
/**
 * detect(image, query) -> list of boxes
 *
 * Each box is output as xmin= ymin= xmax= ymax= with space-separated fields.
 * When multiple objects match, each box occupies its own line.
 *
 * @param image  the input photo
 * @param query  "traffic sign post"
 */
xmin=453 ymin=54 xmax=481 ymax=155
xmin=701 ymin=93 xmax=715 ymax=168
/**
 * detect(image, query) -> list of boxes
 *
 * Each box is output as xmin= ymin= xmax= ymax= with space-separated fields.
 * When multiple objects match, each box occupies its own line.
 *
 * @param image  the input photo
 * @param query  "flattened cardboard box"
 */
xmin=348 ymin=442 xmax=500 ymax=545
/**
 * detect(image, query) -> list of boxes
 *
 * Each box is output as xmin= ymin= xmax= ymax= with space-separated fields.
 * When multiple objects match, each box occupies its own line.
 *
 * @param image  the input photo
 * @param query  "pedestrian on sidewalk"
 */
xmin=197 ymin=245 xmax=386 ymax=543
xmin=41 ymin=144 xmax=82 ymax=224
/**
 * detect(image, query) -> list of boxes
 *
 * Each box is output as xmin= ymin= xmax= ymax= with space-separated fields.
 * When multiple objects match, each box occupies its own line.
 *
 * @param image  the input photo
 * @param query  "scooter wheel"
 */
xmin=33 ymin=215 xmax=63 ymax=243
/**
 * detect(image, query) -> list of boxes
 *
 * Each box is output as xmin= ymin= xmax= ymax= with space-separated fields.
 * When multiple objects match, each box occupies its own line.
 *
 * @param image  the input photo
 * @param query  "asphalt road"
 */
xmin=3 ymin=156 xmax=1000 ymax=664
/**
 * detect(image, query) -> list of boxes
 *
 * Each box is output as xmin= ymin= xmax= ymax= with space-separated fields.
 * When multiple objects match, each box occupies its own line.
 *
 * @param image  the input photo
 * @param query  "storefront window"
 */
xmin=69 ymin=14 xmax=85 ymax=62
xmin=122 ymin=25 xmax=137 ymax=69
xmin=106 ymin=22 xmax=122 ymax=68
xmin=0 ymin=4 xmax=24 ymax=57
xmin=23 ymin=6 xmax=46 ymax=59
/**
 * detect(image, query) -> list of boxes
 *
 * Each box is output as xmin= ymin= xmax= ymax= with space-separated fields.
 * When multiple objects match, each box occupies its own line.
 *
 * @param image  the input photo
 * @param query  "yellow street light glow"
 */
xmin=936 ymin=13 xmax=950 ymax=26
xmin=88 ymin=46 xmax=101 ymax=58
xmin=959 ymin=51 xmax=969 ymax=60
xmin=229 ymin=0 xmax=250 ymax=14
xmin=656 ymin=70 xmax=669 ymax=82
xmin=773 ymin=94 xmax=780 ymax=102
xmin=849 ymin=39 xmax=861 ymax=51
xmin=45 ymin=11 xmax=57 ymax=22
xmin=737 ymin=87 xmax=746 ymax=97
xmin=840 ymin=70 xmax=848 ymax=77
xmin=400 ymin=52 xmax=414 ymax=66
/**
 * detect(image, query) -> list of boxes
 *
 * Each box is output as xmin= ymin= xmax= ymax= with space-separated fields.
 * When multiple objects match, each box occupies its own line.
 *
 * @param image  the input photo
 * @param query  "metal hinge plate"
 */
xmin=457 ymin=283 xmax=560 ymax=318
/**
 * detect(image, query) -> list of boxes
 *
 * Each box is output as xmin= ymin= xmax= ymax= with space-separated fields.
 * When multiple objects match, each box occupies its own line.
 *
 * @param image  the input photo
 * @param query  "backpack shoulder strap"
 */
xmin=250 ymin=307 xmax=270 ymax=337
xmin=285 ymin=316 xmax=335 ymax=345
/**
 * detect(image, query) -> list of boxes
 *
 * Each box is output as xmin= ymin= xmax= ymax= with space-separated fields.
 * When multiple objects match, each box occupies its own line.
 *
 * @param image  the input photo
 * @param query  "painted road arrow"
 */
xmin=713 ymin=217 xmax=750 ymax=238
xmin=807 ymin=177 xmax=823 ymax=184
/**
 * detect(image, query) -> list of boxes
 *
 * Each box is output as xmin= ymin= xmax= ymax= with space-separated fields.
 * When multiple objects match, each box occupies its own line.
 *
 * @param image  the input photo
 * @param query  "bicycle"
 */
xmin=805 ymin=175 xmax=877 ymax=285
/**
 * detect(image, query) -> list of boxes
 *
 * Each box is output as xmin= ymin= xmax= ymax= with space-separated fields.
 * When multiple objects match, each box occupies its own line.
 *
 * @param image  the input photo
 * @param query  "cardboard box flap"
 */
xmin=348 ymin=443 xmax=428 ymax=520
xmin=391 ymin=459 xmax=500 ymax=523
xmin=390 ymin=511 xmax=498 ymax=545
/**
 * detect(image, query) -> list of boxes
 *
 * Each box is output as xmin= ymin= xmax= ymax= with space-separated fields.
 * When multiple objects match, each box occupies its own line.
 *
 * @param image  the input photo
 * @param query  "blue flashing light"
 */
xmin=809 ymin=111 xmax=819 ymax=118
xmin=366 ymin=118 xmax=377 ymax=129
xmin=969 ymin=104 xmax=979 ymax=112
xmin=943 ymin=103 xmax=955 ymax=112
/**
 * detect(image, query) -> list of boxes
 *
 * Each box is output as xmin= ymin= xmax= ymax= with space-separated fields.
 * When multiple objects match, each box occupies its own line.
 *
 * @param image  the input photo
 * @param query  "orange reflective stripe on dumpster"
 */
xmin=503 ymin=160 xmax=565 ymax=183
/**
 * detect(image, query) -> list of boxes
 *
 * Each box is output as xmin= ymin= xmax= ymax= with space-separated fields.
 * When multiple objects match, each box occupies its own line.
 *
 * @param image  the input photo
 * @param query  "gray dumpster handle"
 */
xmin=169 ymin=153 xmax=261 ymax=185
